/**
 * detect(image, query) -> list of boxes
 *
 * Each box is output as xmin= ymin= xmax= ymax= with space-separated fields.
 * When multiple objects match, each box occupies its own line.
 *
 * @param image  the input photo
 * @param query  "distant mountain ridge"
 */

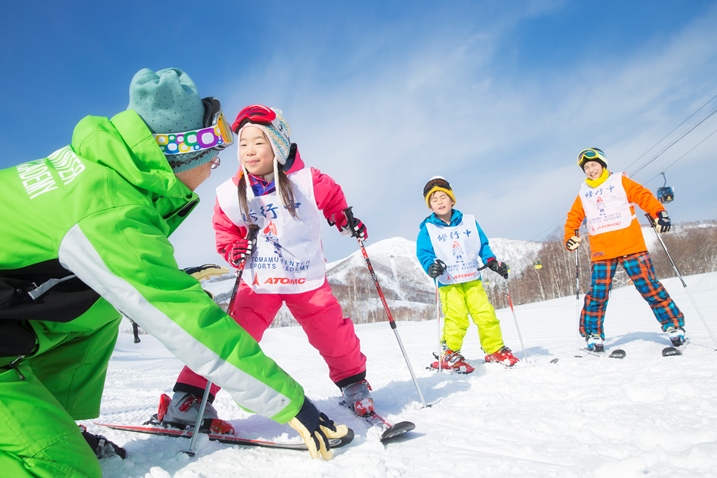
xmin=205 ymin=235 xmax=544 ymax=326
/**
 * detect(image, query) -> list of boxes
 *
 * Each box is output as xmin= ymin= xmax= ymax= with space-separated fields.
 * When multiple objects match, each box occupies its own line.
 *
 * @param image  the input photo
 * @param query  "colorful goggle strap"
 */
xmin=153 ymin=97 xmax=234 ymax=155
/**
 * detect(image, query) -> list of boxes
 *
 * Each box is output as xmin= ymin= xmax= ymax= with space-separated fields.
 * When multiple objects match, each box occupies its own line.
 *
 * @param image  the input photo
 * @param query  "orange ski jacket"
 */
xmin=564 ymin=172 xmax=665 ymax=261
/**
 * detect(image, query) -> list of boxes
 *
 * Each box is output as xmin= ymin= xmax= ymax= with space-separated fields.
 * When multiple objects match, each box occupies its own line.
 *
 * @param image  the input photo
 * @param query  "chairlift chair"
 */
xmin=657 ymin=172 xmax=674 ymax=204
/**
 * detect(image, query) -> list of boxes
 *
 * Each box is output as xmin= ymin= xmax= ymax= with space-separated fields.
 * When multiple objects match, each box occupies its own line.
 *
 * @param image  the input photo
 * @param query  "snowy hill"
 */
xmin=100 ymin=272 xmax=717 ymax=477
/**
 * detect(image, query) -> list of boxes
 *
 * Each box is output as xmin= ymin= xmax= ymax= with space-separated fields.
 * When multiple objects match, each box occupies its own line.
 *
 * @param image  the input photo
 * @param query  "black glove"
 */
xmin=79 ymin=425 xmax=127 ymax=459
xmin=288 ymin=398 xmax=349 ymax=460
xmin=656 ymin=211 xmax=671 ymax=233
xmin=487 ymin=258 xmax=509 ymax=279
xmin=227 ymin=237 xmax=257 ymax=267
xmin=427 ymin=259 xmax=447 ymax=279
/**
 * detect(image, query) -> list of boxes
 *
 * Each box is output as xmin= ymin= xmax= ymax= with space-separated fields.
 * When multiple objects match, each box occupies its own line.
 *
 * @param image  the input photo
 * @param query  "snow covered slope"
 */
xmin=97 ymin=272 xmax=717 ymax=477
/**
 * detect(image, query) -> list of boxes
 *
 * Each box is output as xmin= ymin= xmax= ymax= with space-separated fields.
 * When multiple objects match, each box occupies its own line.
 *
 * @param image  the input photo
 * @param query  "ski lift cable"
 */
xmin=644 ymin=126 xmax=717 ymax=184
xmin=622 ymin=91 xmax=717 ymax=172
xmin=532 ymin=93 xmax=717 ymax=243
xmin=629 ymin=103 xmax=717 ymax=177
xmin=530 ymin=217 xmax=566 ymax=243
xmin=532 ymin=121 xmax=716 ymax=243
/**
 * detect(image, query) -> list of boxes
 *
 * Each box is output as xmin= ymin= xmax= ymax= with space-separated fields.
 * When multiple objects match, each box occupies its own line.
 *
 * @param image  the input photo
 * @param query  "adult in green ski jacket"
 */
xmin=0 ymin=68 xmax=347 ymax=477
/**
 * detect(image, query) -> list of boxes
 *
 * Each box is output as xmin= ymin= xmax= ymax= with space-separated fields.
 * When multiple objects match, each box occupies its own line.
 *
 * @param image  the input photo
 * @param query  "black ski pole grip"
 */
xmin=247 ymin=223 xmax=260 ymax=241
xmin=644 ymin=213 xmax=656 ymax=228
xmin=343 ymin=206 xmax=358 ymax=238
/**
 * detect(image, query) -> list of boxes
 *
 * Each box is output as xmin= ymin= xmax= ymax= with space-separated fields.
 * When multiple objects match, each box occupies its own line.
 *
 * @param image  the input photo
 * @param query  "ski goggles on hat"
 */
xmin=423 ymin=176 xmax=456 ymax=208
xmin=231 ymin=104 xmax=280 ymax=133
xmin=577 ymin=148 xmax=606 ymax=168
xmin=423 ymin=177 xmax=452 ymax=198
xmin=154 ymin=97 xmax=234 ymax=155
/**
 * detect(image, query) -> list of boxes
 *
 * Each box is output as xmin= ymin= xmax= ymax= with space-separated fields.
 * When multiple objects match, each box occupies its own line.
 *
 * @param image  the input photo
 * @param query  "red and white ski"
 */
xmin=339 ymin=401 xmax=415 ymax=441
xmin=94 ymin=422 xmax=354 ymax=451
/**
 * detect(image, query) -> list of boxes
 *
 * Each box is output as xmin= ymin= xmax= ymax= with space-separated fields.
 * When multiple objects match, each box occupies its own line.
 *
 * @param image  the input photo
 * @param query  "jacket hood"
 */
xmin=71 ymin=110 xmax=195 ymax=201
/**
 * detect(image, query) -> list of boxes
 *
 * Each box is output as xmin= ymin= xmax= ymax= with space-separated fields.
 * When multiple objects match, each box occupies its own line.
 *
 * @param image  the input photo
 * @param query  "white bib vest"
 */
xmin=425 ymin=215 xmax=483 ymax=285
xmin=216 ymin=168 xmax=325 ymax=294
xmin=579 ymin=172 xmax=635 ymax=236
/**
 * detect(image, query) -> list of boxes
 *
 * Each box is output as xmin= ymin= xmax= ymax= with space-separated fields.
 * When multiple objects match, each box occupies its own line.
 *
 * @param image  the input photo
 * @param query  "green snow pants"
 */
xmin=439 ymin=279 xmax=504 ymax=355
xmin=0 ymin=299 xmax=121 ymax=477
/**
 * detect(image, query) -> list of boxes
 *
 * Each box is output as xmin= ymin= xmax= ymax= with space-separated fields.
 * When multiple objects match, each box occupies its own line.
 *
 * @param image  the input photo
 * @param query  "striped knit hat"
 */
xmin=235 ymin=106 xmax=292 ymax=205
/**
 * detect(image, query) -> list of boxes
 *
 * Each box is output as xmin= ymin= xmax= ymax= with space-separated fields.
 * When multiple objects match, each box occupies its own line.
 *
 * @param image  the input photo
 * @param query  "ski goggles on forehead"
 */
xmin=154 ymin=97 xmax=234 ymax=156
xmin=231 ymin=104 xmax=279 ymax=133
xmin=577 ymin=148 xmax=606 ymax=167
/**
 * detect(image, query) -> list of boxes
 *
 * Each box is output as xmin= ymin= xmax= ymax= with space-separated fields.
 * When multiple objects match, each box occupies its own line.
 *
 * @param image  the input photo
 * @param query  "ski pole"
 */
xmin=227 ymin=224 xmax=260 ymax=312
xmin=344 ymin=207 xmax=427 ymax=407
xmin=185 ymin=227 xmax=259 ymax=455
xmin=434 ymin=277 xmax=442 ymax=373
xmin=183 ymin=380 xmax=213 ymax=456
xmin=503 ymin=280 xmax=528 ymax=361
xmin=644 ymin=213 xmax=717 ymax=349
xmin=573 ymin=229 xmax=583 ymax=354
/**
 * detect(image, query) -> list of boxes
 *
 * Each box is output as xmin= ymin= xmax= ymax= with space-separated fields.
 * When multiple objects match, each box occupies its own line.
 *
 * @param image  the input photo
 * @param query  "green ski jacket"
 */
xmin=0 ymin=110 xmax=304 ymax=423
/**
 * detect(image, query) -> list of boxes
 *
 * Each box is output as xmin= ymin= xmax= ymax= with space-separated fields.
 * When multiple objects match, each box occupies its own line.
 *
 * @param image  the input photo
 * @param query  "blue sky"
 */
xmin=2 ymin=0 xmax=717 ymax=267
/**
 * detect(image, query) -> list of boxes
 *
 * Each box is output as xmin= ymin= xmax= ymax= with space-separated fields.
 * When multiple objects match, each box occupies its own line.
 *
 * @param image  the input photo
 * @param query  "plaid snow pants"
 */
xmin=580 ymin=251 xmax=684 ymax=339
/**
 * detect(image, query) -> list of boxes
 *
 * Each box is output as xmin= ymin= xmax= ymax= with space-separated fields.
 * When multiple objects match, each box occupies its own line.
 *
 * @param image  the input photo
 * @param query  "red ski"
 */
xmin=94 ymin=422 xmax=354 ymax=451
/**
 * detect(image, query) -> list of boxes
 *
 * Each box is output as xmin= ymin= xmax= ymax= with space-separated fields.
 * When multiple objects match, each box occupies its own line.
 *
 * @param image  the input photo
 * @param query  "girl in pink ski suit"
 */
xmin=170 ymin=105 xmax=374 ymax=418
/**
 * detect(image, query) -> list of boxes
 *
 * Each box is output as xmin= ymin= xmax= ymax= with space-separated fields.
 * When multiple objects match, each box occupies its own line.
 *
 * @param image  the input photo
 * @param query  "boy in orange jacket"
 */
xmin=564 ymin=148 xmax=686 ymax=352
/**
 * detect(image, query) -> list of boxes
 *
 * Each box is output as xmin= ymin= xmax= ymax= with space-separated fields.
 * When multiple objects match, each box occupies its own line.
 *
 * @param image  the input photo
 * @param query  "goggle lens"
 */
xmin=577 ymin=148 xmax=605 ymax=167
xmin=231 ymin=105 xmax=278 ymax=133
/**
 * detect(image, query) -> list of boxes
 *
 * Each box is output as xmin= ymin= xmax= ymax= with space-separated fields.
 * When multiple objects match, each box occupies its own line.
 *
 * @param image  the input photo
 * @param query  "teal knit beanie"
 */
xmin=128 ymin=68 xmax=218 ymax=173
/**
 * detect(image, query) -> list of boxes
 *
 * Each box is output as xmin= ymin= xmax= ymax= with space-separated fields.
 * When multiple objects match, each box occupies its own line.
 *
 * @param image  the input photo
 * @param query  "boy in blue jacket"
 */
xmin=416 ymin=177 xmax=519 ymax=371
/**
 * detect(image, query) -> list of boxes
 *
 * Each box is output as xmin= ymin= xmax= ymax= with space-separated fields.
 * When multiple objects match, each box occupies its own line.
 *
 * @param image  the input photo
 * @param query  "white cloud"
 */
xmin=172 ymin=3 xmax=717 ymax=267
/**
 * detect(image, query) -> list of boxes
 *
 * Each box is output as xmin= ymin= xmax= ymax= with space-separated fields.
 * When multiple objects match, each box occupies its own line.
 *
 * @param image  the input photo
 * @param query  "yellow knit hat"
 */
xmin=423 ymin=176 xmax=456 ymax=208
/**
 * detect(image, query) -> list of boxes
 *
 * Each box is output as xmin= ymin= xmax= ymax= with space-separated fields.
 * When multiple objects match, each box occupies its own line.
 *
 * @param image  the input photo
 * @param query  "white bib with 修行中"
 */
xmin=216 ymin=168 xmax=325 ymax=294
xmin=425 ymin=215 xmax=483 ymax=285
xmin=579 ymin=172 xmax=635 ymax=236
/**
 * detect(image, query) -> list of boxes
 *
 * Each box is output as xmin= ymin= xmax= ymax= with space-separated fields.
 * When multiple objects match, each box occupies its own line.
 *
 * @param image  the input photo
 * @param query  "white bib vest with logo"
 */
xmin=216 ymin=168 xmax=325 ymax=294
xmin=579 ymin=172 xmax=635 ymax=236
xmin=425 ymin=215 xmax=483 ymax=285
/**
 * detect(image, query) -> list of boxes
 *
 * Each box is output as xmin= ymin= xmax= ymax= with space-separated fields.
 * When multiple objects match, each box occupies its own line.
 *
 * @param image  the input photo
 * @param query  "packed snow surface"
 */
xmin=93 ymin=272 xmax=717 ymax=477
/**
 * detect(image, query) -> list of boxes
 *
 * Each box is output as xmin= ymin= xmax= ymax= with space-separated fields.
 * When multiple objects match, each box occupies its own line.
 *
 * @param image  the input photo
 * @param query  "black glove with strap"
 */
xmin=427 ymin=259 xmax=447 ymax=279
xmin=487 ymin=258 xmax=509 ymax=279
